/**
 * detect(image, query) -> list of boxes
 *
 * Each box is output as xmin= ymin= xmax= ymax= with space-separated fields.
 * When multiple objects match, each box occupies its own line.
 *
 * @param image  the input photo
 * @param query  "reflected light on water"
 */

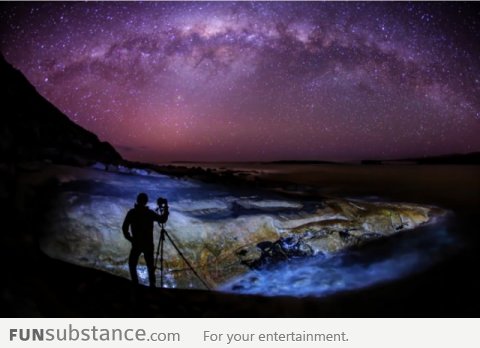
xmin=221 ymin=222 xmax=458 ymax=297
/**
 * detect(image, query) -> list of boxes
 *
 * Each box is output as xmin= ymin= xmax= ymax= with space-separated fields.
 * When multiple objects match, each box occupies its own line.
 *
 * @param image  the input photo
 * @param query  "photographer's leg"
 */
xmin=128 ymin=246 xmax=141 ymax=285
xmin=144 ymin=246 xmax=156 ymax=288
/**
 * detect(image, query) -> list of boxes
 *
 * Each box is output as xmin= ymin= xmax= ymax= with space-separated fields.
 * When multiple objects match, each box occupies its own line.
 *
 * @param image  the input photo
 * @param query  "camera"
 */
xmin=157 ymin=197 xmax=168 ymax=212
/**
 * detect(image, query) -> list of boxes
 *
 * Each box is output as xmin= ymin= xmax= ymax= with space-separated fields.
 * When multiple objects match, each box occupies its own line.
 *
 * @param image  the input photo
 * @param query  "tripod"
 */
xmin=154 ymin=223 xmax=211 ymax=290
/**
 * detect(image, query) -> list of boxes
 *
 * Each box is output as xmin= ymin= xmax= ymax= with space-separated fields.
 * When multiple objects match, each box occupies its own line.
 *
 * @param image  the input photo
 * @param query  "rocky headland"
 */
xmin=0 ymin=54 xmax=454 ymax=316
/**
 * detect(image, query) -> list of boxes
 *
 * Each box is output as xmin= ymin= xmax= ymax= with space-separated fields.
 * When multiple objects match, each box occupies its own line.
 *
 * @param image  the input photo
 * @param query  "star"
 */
xmin=1 ymin=1 xmax=479 ymax=162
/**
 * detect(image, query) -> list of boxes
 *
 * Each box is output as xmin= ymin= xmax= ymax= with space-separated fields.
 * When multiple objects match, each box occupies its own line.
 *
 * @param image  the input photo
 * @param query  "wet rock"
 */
xmin=91 ymin=162 xmax=107 ymax=171
xmin=38 ymin=165 xmax=445 ymax=290
xmin=240 ymin=237 xmax=314 ymax=270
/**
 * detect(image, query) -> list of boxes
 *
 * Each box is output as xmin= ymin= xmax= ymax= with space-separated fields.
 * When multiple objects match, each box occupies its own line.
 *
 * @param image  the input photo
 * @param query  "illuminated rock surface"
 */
xmin=38 ymin=165 xmax=446 ymax=290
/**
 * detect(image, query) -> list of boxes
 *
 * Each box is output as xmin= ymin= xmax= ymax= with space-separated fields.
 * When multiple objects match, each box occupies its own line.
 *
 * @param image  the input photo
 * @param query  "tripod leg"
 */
xmin=155 ymin=230 xmax=162 ymax=269
xmin=160 ymin=232 xmax=165 ymax=288
xmin=164 ymin=230 xmax=211 ymax=290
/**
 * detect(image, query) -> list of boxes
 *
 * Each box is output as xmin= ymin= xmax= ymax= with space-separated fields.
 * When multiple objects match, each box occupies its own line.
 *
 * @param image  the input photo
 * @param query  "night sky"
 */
xmin=1 ymin=1 xmax=480 ymax=162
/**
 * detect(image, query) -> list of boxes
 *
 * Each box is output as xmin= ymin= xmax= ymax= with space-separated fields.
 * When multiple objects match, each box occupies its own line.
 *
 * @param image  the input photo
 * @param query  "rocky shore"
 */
xmin=36 ymin=164 xmax=445 ymax=290
xmin=3 ymin=53 xmax=476 ymax=317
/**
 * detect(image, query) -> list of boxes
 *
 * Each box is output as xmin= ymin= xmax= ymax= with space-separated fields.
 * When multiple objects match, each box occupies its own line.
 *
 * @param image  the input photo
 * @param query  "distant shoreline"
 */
xmin=167 ymin=152 xmax=480 ymax=166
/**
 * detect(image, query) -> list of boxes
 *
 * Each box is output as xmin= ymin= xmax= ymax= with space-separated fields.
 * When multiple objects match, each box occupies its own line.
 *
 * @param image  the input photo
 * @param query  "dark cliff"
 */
xmin=0 ymin=55 xmax=122 ymax=165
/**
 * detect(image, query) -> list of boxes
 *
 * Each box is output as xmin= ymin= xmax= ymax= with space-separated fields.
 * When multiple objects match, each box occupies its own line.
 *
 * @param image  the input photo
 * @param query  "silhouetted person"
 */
xmin=122 ymin=193 xmax=169 ymax=288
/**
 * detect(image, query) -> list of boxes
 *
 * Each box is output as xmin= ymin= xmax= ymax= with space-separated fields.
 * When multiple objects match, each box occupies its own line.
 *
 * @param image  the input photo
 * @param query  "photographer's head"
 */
xmin=136 ymin=192 xmax=148 ymax=206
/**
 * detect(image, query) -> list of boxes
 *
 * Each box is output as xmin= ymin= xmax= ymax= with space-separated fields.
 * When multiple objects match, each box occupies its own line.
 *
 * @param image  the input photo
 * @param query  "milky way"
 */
xmin=1 ymin=1 xmax=480 ymax=162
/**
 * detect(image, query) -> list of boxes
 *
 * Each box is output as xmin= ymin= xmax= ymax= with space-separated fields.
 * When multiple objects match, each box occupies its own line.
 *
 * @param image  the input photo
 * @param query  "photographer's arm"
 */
xmin=153 ymin=207 xmax=169 ymax=224
xmin=122 ymin=211 xmax=133 ymax=242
